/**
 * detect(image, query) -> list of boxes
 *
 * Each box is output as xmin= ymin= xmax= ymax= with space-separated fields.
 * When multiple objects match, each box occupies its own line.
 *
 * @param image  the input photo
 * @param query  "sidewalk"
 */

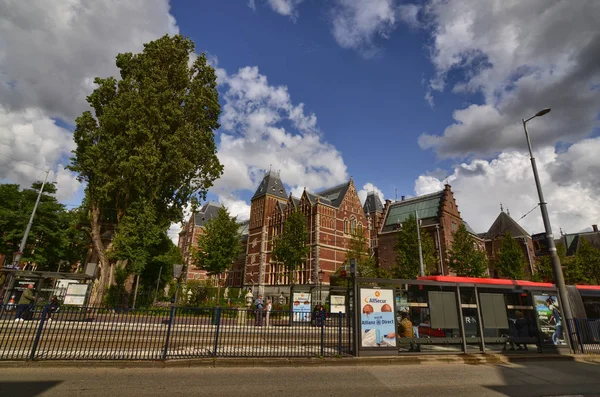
xmin=2 ymin=353 xmax=599 ymax=368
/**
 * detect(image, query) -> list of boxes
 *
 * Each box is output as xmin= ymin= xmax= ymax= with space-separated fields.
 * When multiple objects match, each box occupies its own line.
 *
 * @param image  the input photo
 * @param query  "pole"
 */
xmin=13 ymin=170 xmax=50 ymax=268
xmin=415 ymin=210 xmax=425 ymax=277
xmin=522 ymin=119 xmax=575 ymax=352
xmin=153 ymin=265 xmax=163 ymax=304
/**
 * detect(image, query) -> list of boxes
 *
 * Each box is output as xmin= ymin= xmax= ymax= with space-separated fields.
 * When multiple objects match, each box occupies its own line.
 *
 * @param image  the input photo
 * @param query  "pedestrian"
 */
xmin=15 ymin=284 xmax=35 ymax=321
xmin=254 ymin=294 xmax=264 ymax=326
xmin=47 ymin=296 xmax=60 ymax=322
xmin=265 ymin=299 xmax=272 ymax=327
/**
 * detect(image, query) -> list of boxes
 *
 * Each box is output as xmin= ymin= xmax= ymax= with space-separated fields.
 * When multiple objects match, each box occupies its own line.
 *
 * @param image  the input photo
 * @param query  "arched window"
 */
xmin=357 ymin=222 xmax=363 ymax=235
xmin=344 ymin=218 xmax=349 ymax=234
xmin=350 ymin=217 xmax=356 ymax=234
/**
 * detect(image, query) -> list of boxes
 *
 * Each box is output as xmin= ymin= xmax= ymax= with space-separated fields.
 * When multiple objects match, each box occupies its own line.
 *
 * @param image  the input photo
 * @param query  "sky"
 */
xmin=1 ymin=0 xmax=599 ymax=244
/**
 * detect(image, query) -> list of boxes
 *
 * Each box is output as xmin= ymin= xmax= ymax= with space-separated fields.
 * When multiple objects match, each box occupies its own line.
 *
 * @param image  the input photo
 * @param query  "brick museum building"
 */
xmin=178 ymin=172 xmax=559 ymax=294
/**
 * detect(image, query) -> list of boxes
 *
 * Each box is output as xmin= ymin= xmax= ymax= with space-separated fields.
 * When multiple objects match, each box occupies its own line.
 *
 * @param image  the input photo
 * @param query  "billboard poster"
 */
xmin=330 ymin=295 xmax=346 ymax=314
xmin=292 ymin=292 xmax=312 ymax=322
xmin=534 ymin=294 xmax=565 ymax=345
xmin=360 ymin=288 xmax=396 ymax=348
xmin=64 ymin=283 xmax=89 ymax=306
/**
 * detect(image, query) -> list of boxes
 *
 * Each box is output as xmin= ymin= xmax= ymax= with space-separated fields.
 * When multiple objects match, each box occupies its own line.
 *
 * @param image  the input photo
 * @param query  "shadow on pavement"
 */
xmin=484 ymin=359 xmax=600 ymax=397
xmin=0 ymin=381 xmax=62 ymax=397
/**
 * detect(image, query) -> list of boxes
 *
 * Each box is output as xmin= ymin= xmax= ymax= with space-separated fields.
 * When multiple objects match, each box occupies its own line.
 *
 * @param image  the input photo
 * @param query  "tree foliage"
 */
xmin=447 ymin=223 xmax=488 ymax=277
xmin=497 ymin=232 xmax=526 ymax=279
xmin=392 ymin=215 xmax=437 ymax=279
xmin=0 ymin=182 xmax=89 ymax=270
xmin=574 ymin=238 xmax=600 ymax=285
xmin=193 ymin=207 xmax=242 ymax=276
xmin=344 ymin=229 xmax=382 ymax=278
xmin=533 ymin=243 xmax=566 ymax=283
xmin=272 ymin=209 xmax=310 ymax=284
xmin=68 ymin=34 xmax=223 ymax=299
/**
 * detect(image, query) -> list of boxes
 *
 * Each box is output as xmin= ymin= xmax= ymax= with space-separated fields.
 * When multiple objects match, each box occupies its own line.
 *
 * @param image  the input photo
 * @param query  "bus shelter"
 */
xmin=0 ymin=269 xmax=92 ymax=305
xmin=353 ymin=276 xmax=573 ymax=356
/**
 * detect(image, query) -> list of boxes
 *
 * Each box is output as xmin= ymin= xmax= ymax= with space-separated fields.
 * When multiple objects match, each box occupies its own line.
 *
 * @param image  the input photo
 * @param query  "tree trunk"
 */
xmin=89 ymin=203 xmax=110 ymax=306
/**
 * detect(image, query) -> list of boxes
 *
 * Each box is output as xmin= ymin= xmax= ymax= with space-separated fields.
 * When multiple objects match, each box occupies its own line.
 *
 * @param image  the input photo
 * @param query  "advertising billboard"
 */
xmin=360 ymin=288 xmax=396 ymax=348
xmin=534 ymin=294 xmax=565 ymax=345
xmin=292 ymin=292 xmax=312 ymax=322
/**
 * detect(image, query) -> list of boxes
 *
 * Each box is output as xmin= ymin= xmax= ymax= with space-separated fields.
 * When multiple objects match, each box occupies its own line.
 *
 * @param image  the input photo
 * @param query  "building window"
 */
xmin=357 ymin=222 xmax=363 ymax=235
xmin=452 ymin=222 xmax=457 ymax=232
xmin=344 ymin=218 xmax=349 ymax=234
xmin=350 ymin=217 xmax=356 ymax=234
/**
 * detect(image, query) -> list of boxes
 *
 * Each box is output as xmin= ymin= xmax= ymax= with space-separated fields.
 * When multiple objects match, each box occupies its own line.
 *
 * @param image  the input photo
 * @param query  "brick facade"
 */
xmin=246 ymin=172 xmax=368 ymax=296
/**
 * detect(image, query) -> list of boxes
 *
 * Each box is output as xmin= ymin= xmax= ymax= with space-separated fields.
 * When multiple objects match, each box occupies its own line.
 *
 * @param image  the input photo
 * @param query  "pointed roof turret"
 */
xmin=252 ymin=170 xmax=287 ymax=201
xmin=485 ymin=211 xmax=529 ymax=239
xmin=363 ymin=192 xmax=383 ymax=214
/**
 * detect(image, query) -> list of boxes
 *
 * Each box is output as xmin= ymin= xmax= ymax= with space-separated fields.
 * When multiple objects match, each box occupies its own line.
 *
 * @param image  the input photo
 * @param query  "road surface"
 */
xmin=1 ymin=360 xmax=600 ymax=397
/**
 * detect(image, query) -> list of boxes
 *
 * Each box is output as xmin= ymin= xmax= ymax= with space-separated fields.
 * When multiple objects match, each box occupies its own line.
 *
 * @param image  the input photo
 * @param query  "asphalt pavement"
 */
xmin=2 ymin=360 xmax=600 ymax=397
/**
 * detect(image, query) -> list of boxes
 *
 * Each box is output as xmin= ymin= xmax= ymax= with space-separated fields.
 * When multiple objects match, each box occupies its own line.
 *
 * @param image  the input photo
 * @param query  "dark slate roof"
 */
xmin=278 ymin=202 xmax=287 ymax=212
xmin=381 ymin=191 xmax=443 ymax=233
xmin=484 ymin=211 xmax=530 ymax=239
xmin=314 ymin=181 xmax=350 ymax=208
xmin=305 ymin=191 xmax=333 ymax=206
xmin=237 ymin=220 xmax=250 ymax=237
xmin=252 ymin=171 xmax=287 ymax=200
xmin=561 ymin=232 xmax=600 ymax=256
xmin=291 ymin=196 xmax=300 ymax=207
xmin=463 ymin=221 xmax=477 ymax=235
xmin=193 ymin=202 xmax=221 ymax=227
xmin=363 ymin=192 xmax=383 ymax=214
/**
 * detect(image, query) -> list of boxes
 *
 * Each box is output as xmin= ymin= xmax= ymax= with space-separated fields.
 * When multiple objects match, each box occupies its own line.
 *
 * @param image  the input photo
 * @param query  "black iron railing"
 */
xmin=570 ymin=318 xmax=600 ymax=354
xmin=0 ymin=305 xmax=352 ymax=360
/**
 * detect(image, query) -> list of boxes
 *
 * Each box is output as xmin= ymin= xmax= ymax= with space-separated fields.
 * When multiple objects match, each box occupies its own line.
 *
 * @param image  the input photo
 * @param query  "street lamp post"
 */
xmin=318 ymin=269 xmax=324 ymax=304
xmin=522 ymin=108 xmax=575 ymax=350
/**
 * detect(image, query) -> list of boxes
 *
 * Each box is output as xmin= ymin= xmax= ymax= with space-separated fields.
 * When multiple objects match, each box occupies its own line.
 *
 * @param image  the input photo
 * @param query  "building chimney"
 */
xmin=401 ymin=195 xmax=405 ymax=201
xmin=593 ymin=224 xmax=598 ymax=232
xmin=385 ymin=199 xmax=392 ymax=207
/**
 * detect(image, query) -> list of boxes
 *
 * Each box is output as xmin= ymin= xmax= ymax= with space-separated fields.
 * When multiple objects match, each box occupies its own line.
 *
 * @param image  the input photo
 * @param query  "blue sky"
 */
xmin=174 ymin=1 xmax=455 ymax=197
xmin=1 ymin=0 xmax=599 ymax=238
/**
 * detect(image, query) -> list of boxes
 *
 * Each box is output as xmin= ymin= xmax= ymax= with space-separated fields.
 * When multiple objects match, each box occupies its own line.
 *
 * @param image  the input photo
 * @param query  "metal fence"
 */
xmin=0 ymin=304 xmax=353 ymax=360
xmin=571 ymin=318 xmax=600 ymax=354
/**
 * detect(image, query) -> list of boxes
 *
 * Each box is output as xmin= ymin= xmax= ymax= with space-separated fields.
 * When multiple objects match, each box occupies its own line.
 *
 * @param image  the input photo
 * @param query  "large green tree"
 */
xmin=496 ymin=232 xmax=526 ymax=279
xmin=392 ymin=214 xmax=437 ymax=279
xmin=448 ymin=224 xmax=488 ymax=277
xmin=68 ymin=35 xmax=223 ymax=301
xmin=533 ymin=243 xmax=567 ymax=283
xmin=0 ymin=182 xmax=89 ymax=271
xmin=344 ymin=229 xmax=382 ymax=278
xmin=575 ymin=238 xmax=600 ymax=285
xmin=272 ymin=209 xmax=310 ymax=285
xmin=193 ymin=207 xmax=242 ymax=276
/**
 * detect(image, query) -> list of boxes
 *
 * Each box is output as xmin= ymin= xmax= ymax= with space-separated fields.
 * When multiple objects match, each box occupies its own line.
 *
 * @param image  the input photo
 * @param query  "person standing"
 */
xmin=265 ymin=299 xmax=272 ymax=327
xmin=15 ymin=284 xmax=35 ymax=321
xmin=254 ymin=295 xmax=264 ymax=326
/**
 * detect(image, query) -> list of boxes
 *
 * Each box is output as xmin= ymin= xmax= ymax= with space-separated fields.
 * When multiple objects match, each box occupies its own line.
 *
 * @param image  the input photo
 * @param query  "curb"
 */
xmin=1 ymin=354 xmax=599 ymax=369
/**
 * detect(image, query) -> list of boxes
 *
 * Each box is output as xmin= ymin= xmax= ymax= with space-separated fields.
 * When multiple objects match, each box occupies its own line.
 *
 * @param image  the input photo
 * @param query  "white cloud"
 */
xmin=417 ymin=0 xmax=600 ymax=157
xmin=250 ymin=0 xmax=305 ymax=19
xmin=357 ymin=182 xmax=384 ymax=205
xmin=219 ymin=195 xmax=251 ymax=221
xmin=415 ymin=140 xmax=600 ymax=235
xmin=214 ymin=65 xmax=348 ymax=202
xmin=0 ymin=106 xmax=79 ymax=200
xmin=0 ymin=0 xmax=178 ymax=201
xmin=330 ymin=0 xmax=398 ymax=58
xmin=267 ymin=0 xmax=304 ymax=19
